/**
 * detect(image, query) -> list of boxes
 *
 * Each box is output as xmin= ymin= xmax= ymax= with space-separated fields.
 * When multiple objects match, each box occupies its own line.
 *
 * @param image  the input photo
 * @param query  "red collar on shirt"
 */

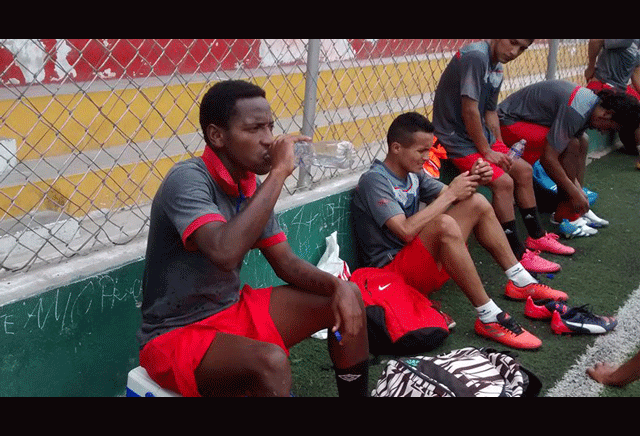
xmin=201 ymin=146 xmax=257 ymax=198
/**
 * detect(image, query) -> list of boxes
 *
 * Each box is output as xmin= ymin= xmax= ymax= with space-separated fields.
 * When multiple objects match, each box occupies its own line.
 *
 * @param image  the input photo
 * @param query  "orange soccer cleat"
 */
xmin=524 ymin=296 xmax=569 ymax=319
xmin=475 ymin=312 xmax=542 ymax=350
xmin=505 ymin=281 xmax=568 ymax=301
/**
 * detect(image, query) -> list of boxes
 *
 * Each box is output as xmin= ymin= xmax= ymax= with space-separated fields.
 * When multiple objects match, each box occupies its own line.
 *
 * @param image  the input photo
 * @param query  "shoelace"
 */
xmin=531 ymin=282 xmax=552 ymax=290
xmin=498 ymin=314 xmax=524 ymax=335
xmin=562 ymin=304 xmax=600 ymax=321
xmin=523 ymin=249 xmax=541 ymax=258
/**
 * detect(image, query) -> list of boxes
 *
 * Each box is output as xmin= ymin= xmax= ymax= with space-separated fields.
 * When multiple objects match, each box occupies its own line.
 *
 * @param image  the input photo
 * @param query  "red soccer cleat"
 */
xmin=525 ymin=233 xmax=575 ymax=255
xmin=505 ymin=281 xmax=568 ymax=301
xmin=520 ymin=249 xmax=561 ymax=273
xmin=475 ymin=312 xmax=542 ymax=350
xmin=524 ymin=296 xmax=569 ymax=319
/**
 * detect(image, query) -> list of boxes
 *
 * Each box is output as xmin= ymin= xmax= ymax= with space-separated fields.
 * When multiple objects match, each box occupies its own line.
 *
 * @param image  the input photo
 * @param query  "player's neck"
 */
xmin=382 ymin=157 xmax=409 ymax=181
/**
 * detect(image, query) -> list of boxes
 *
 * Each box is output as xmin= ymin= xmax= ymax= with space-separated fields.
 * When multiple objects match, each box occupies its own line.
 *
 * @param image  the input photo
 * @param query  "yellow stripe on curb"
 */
xmin=0 ymin=154 xmax=185 ymax=220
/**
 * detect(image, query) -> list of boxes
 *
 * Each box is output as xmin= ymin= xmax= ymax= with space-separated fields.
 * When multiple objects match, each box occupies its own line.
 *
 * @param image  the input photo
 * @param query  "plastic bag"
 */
xmin=316 ymin=230 xmax=351 ymax=280
xmin=311 ymin=231 xmax=351 ymax=339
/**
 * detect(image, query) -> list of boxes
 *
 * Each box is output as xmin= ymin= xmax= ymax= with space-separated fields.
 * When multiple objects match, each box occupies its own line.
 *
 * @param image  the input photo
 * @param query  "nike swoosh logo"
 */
xmin=378 ymin=283 xmax=391 ymax=291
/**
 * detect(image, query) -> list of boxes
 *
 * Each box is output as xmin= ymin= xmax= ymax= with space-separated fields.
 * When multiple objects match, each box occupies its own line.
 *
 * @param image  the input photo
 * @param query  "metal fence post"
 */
xmin=297 ymin=39 xmax=320 ymax=189
xmin=546 ymin=39 xmax=560 ymax=80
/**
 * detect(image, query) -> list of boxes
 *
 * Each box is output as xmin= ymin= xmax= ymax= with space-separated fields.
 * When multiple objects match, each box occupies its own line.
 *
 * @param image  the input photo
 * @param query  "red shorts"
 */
xmin=383 ymin=236 xmax=450 ymax=296
xmin=500 ymin=122 xmax=551 ymax=165
xmin=501 ymin=123 xmax=583 ymax=220
xmin=587 ymin=79 xmax=640 ymax=101
xmin=451 ymin=141 xmax=510 ymax=182
xmin=139 ymin=284 xmax=287 ymax=397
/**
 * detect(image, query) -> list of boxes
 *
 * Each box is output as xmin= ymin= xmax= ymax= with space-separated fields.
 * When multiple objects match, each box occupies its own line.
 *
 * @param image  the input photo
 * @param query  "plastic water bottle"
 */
xmin=506 ymin=139 xmax=526 ymax=160
xmin=294 ymin=140 xmax=355 ymax=169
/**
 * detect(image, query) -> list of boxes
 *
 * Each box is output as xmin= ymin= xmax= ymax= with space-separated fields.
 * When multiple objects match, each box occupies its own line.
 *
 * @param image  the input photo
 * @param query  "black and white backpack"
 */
xmin=371 ymin=347 xmax=541 ymax=397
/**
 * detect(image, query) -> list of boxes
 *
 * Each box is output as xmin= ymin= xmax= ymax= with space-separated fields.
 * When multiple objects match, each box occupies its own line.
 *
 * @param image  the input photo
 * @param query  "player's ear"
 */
xmin=207 ymin=124 xmax=225 ymax=150
xmin=389 ymin=141 xmax=402 ymax=155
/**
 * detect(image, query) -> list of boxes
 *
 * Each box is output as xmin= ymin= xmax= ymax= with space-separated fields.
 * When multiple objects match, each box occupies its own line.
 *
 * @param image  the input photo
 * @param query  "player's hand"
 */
xmin=587 ymin=362 xmax=621 ymax=386
xmin=585 ymin=66 xmax=595 ymax=83
xmin=270 ymin=134 xmax=311 ymax=177
xmin=448 ymin=171 xmax=480 ymax=201
xmin=570 ymin=191 xmax=590 ymax=217
xmin=470 ymin=157 xmax=493 ymax=185
xmin=330 ymin=281 xmax=365 ymax=346
xmin=484 ymin=149 xmax=512 ymax=172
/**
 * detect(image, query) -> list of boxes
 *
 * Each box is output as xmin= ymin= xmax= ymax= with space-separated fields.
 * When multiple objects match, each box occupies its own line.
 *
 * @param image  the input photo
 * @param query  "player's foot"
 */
xmin=519 ymin=249 xmax=561 ymax=273
xmin=525 ymin=232 xmax=575 ymax=255
xmin=582 ymin=210 xmax=609 ymax=228
xmin=505 ymin=280 xmax=568 ymax=301
xmin=557 ymin=218 xmax=597 ymax=238
xmin=475 ymin=312 xmax=542 ymax=350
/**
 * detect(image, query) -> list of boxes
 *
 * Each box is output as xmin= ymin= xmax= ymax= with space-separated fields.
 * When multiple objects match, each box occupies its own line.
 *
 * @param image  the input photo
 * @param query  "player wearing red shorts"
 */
xmin=497 ymin=80 xmax=640 ymax=229
xmin=351 ymin=112 xmax=568 ymax=350
xmin=137 ymin=80 xmax=369 ymax=397
xmin=585 ymin=39 xmax=640 ymax=169
xmin=432 ymin=39 xmax=571 ymax=275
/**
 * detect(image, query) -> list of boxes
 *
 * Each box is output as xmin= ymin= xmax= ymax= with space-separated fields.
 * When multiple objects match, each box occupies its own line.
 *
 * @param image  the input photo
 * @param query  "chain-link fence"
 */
xmin=0 ymin=39 xmax=588 ymax=276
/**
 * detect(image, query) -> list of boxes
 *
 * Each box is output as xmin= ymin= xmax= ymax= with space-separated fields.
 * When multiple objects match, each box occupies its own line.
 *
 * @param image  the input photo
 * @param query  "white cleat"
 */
xmin=582 ymin=210 xmax=609 ymax=228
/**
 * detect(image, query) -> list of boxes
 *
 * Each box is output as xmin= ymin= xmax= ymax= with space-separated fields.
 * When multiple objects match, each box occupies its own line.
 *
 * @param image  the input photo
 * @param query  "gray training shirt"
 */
xmin=497 ymin=80 xmax=600 ymax=155
xmin=137 ymin=146 xmax=286 ymax=348
xmin=593 ymin=39 xmax=640 ymax=90
xmin=351 ymin=160 xmax=445 ymax=268
xmin=432 ymin=40 xmax=504 ymax=159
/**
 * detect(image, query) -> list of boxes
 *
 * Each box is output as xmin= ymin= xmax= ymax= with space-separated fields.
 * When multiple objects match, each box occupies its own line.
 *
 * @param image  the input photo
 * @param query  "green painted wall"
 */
xmin=0 ymin=260 xmax=144 ymax=396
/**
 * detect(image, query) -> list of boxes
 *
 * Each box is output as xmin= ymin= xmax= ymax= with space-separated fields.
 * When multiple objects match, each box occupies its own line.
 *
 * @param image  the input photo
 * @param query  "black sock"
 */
xmin=520 ymin=206 xmax=544 ymax=239
xmin=334 ymin=359 xmax=370 ymax=397
xmin=502 ymin=220 xmax=525 ymax=259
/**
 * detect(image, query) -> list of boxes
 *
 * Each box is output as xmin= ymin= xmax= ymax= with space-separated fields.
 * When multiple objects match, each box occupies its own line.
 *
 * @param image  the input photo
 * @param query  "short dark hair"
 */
xmin=387 ymin=112 xmax=435 ymax=147
xmin=199 ymin=80 xmax=266 ymax=145
xmin=597 ymin=88 xmax=640 ymax=129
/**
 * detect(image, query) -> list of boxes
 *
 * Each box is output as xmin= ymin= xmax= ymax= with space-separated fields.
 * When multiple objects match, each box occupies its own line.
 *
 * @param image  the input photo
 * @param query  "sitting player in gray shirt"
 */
xmin=585 ymin=39 xmax=640 ymax=169
xmin=137 ymin=80 xmax=370 ymax=397
xmin=432 ymin=39 xmax=572 ymax=275
xmin=352 ymin=112 xmax=569 ymax=351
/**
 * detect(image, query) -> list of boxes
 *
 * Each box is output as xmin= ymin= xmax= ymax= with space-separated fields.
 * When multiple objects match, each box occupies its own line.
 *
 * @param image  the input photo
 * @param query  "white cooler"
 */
xmin=126 ymin=366 xmax=181 ymax=397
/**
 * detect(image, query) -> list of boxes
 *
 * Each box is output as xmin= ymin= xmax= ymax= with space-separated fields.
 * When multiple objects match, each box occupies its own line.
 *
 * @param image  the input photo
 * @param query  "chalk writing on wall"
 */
xmin=0 ymin=273 xmax=141 ymax=336
xmin=241 ymin=191 xmax=354 ymax=289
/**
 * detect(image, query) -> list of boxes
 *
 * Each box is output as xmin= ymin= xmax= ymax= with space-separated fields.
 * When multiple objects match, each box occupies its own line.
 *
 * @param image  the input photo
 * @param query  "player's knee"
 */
xmin=250 ymin=343 xmax=291 ymax=396
xmin=471 ymin=192 xmax=493 ymax=214
xmin=432 ymin=214 xmax=463 ymax=241
xmin=491 ymin=173 xmax=514 ymax=195
xmin=511 ymin=160 xmax=533 ymax=181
